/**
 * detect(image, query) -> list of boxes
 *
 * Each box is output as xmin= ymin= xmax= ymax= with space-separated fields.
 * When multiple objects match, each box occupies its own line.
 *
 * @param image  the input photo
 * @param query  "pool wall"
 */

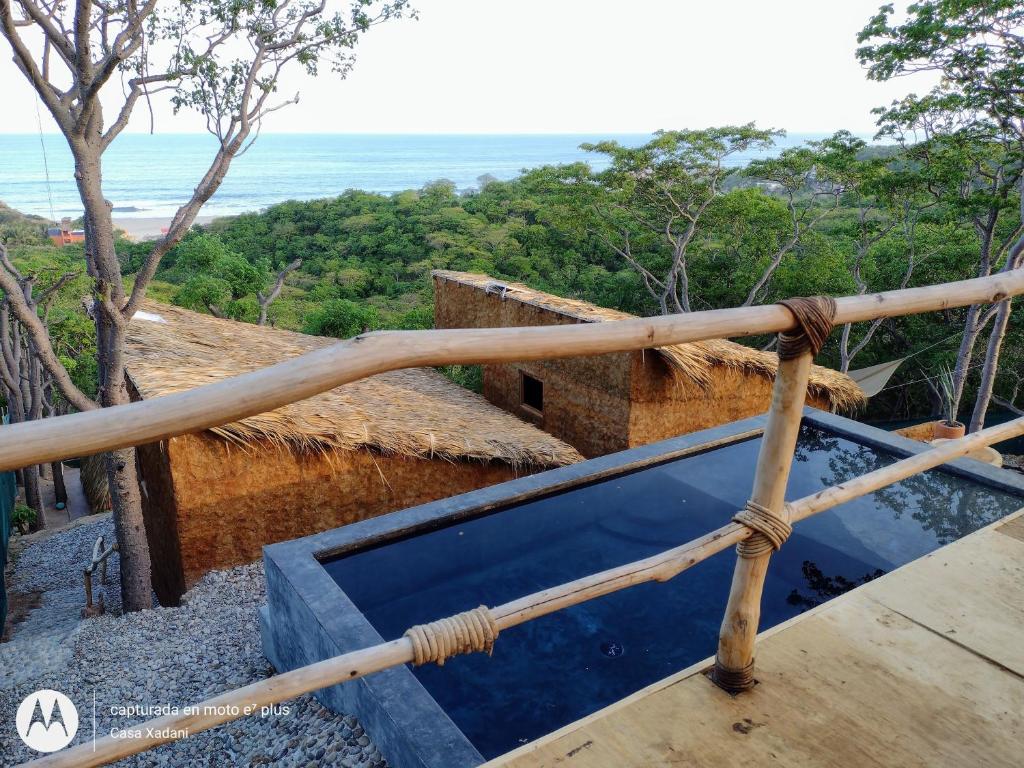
xmin=259 ymin=408 xmax=1024 ymax=768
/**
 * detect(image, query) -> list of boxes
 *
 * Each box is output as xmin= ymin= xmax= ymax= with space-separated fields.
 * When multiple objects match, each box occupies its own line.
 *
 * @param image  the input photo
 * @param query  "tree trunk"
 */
xmin=22 ymin=459 xmax=44 ymax=529
xmin=950 ymin=303 xmax=985 ymax=420
xmin=52 ymin=461 xmax=68 ymax=508
xmin=100 ymin=302 xmax=154 ymax=612
xmin=257 ymin=258 xmax=302 ymax=326
xmin=3 ymin=381 xmax=26 ymax=492
xmin=839 ymin=323 xmax=853 ymax=373
xmin=100 ymin=316 xmax=152 ymax=611
xmin=967 ymin=205 xmax=1024 ymax=434
xmin=27 ymin=336 xmax=47 ymax=524
xmin=968 ymin=296 xmax=1013 ymax=433
xmin=76 ymin=144 xmax=154 ymax=611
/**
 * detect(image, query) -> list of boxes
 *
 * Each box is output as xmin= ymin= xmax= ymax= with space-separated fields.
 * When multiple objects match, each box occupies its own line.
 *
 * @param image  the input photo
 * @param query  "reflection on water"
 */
xmin=794 ymin=427 xmax=1011 ymax=545
xmin=787 ymin=561 xmax=886 ymax=610
xmin=324 ymin=423 xmax=1023 ymax=759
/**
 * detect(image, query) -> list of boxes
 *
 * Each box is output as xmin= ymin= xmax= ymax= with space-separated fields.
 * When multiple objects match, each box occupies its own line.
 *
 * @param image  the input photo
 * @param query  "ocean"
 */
xmin=0 ymin=132 xmax=834 ymax=221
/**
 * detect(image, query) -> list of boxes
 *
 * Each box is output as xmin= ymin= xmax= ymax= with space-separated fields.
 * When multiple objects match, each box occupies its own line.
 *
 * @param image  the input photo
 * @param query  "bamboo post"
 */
xmin=712 ymin=350 xmax=813 ymax=692
xmin=25 ymin=415 xmax=1024 ymax=768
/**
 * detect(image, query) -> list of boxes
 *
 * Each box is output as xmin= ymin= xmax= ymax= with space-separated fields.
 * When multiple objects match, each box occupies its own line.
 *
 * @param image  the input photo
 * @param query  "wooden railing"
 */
xmin=2 ymin=270 xmax=1022 ymax=472
xmin=16 ymin=268 xmax=1024 ymax=768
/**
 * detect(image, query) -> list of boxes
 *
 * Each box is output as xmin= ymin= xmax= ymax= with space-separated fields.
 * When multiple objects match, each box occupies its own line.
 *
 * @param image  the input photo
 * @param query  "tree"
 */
xmin=992 ymin=307 xmax=1024 ymax=415
xmin=0 ymin=241 xmax=80 ymax=527
xmin=816 ymin=141 xmax=940 ymax=373
xmin=0 ymin=0 xmax=412 ymax=610
xmin=166 ymin=232 xmax=301 ymax=323
xmin=258 ymin=258 xmax=303 ymax=325
xmin=579 ymin=127 xmax=860 ymax=315
xmin=581 ymin=127 xmax=780 ymax=314
xmin=302 ymin=298 xmax=379 ymax=338
xmin=738 ymin=132 xmax=852 ymax=307
xmin=839 ymin=171 xmax=944 ymax=374
xmin=859 ymin=0 xmax=1024 ymax=431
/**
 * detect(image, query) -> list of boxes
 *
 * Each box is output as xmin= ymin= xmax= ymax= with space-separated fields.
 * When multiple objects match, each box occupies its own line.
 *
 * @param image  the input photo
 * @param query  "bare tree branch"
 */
xmin=0 ymin=244 xmax=95 ymax=411
xmin=257 ymin=258 xmax=302 ymax=325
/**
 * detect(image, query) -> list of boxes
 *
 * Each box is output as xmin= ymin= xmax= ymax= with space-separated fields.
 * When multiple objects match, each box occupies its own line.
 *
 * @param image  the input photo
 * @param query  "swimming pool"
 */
xmin=261 ymin=409 xmax=1024 ymax=768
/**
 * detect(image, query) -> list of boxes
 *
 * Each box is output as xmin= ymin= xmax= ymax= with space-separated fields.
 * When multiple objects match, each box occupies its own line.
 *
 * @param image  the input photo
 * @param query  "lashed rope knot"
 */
xmin=777 ymin=296 xmax=837 ymax=360
xmin=404 ymin=606 xmax=499 ymax=666
xmin=711 ymin=658 xmax=755 ymax=693
xmin=733 ymin=500 xmax=793 ymax=558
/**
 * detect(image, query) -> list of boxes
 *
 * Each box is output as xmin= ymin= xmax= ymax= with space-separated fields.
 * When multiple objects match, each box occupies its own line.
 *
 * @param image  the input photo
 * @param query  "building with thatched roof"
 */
xmin=125 ymin=302 xmax=581 ymax=605
xmin=432 ymin=271 xmax=864 ymax=458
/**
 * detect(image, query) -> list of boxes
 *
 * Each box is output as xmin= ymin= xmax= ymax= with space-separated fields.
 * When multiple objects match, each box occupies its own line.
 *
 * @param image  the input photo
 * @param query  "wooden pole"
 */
xmin=24 ymin=415 xmax=1024 ymax=768
xmin=0 ymin=270 xmax=1021 ymax=472
xmin=712 ymin=351 xmax=813 ymax=692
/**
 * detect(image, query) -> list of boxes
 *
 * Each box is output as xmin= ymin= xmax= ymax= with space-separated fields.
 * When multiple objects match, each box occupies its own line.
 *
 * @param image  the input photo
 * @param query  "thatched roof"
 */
xmin=432 ymin=270 xmax=865 ymax=413
xmin=124 ymin=302 xmax=582 ymax=469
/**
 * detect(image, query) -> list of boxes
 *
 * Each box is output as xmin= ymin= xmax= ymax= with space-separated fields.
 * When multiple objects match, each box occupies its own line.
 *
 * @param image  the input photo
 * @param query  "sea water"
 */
xmin=0 ymin=132 xmax=834 ymax=221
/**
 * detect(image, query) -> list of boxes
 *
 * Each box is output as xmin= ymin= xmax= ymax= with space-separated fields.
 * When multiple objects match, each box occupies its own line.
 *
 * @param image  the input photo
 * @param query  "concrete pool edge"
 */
xmin=259 ymin=408 xmax=1024 ymax=768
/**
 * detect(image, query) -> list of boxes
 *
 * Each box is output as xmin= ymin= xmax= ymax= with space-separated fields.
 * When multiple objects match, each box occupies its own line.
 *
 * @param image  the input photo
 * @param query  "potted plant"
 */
xmin=933 ymin=365 xmax=966 ymax=439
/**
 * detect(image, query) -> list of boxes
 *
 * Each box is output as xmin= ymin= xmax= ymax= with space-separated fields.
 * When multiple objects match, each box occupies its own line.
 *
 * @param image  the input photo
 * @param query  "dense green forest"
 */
xmin=4 ymin=126 xmax=1023 ymax=425
xmin=92 ymin=131 xmax=1017 ymax=424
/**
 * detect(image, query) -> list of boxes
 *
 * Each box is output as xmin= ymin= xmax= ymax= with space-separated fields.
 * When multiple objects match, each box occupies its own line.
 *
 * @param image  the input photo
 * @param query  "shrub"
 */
xmin=11 ymin=503 xmax=36 ymax=535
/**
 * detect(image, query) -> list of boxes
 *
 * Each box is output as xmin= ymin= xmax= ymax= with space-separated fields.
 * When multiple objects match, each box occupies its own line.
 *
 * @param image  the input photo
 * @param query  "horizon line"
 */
xmin=0 ymin=129 xmax=880 ymax=137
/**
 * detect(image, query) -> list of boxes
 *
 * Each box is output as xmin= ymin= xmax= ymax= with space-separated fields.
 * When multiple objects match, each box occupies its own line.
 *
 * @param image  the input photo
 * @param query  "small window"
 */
xmin=521 ymin=372 xmax=544 ymax=413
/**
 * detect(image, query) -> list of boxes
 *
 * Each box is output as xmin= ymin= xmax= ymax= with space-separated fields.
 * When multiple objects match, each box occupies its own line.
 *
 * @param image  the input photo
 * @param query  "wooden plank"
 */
xmin=493 ymin=584 xmax=1024 ymax=767
xmin=997 ymin=513 xmax=1024 ymax=543
xmin=859 ymin=528 xmax=1024 ymax=677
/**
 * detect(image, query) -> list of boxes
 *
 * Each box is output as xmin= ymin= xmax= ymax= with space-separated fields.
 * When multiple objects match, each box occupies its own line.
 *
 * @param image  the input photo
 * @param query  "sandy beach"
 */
xmin=114 ymin=215 xmax=217 ymax=240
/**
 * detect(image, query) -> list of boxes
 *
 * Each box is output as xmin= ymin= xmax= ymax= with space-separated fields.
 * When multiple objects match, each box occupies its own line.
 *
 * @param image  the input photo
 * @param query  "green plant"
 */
xmin=11 ymin=503 xmax=36 ymax=535
xmin=935 ymin=366 xmax=961 ymax=427
xmin=439 ymin=364 xmax=484 ymax=393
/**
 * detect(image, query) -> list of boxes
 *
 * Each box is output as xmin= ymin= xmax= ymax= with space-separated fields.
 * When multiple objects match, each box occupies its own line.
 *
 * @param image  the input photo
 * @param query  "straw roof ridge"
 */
xmin=432 ymin=270 xmax=865 ymax=413
xmin=124 ymin=301 xmax=582 ymax=468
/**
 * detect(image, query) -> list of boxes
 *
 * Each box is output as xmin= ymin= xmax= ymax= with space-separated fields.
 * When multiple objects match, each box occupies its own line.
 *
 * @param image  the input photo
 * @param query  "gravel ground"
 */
xmin=0 ymin=516 xmax=387 ymax=767
xmin=1 ymin=514 xmax=121 ymax=689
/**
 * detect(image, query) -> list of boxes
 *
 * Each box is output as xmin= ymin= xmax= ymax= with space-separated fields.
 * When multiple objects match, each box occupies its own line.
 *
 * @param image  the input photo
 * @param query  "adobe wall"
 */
xmin=628 ymin=361 xmax=832 ymax=448
xmin=432 ymin=275 xmax=835 ymax=457
xmin=136 ymin=440 xmax=187 ymax=602
xmin=139 ymin=431 xmax=525 ymax=605
xmin=433 ymin=276 xmax=633 ymax=457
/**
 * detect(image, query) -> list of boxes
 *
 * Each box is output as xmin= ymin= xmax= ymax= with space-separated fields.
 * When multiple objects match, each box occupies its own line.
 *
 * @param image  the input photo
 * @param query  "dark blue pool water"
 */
xmin=323 ymin=425 xmax=1023 ymax=759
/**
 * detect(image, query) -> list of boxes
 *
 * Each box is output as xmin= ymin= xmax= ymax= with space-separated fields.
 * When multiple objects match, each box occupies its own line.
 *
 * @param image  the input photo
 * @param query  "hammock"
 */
xmin=846 ymin=358 xmax=907 ymax=398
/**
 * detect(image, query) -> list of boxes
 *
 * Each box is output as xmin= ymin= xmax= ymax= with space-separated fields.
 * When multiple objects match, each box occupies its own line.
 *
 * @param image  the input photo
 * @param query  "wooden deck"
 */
xmin=489 ymin=509 xmax=1024 ymax=768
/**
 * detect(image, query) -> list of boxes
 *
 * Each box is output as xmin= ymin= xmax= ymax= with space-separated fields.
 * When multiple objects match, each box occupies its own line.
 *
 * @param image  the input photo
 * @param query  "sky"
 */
xmin=0 ymin=0 xmax=929 ymax=135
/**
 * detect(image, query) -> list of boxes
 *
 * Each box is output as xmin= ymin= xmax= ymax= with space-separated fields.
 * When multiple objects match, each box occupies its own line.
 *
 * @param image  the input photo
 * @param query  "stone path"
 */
xmin=38 ymin=463 xmax=91 ymax=528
